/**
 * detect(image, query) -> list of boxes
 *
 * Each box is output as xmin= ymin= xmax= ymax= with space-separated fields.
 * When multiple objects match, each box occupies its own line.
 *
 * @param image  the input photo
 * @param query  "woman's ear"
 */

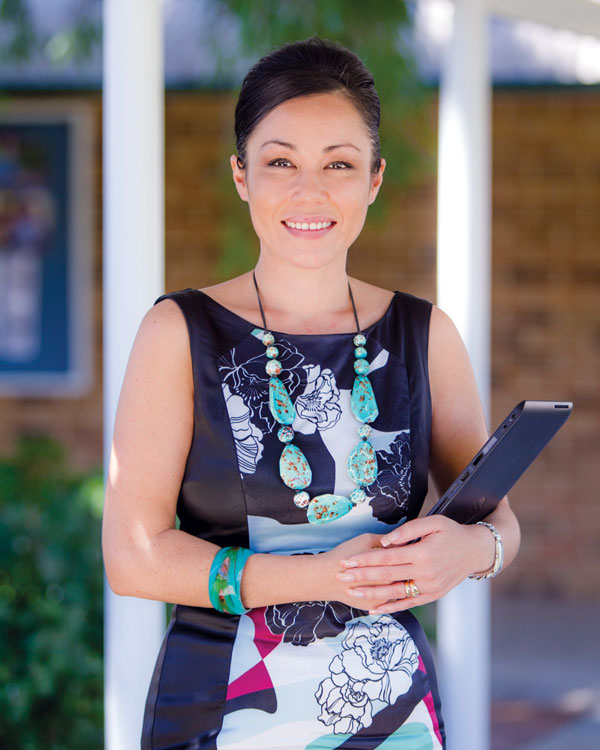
xmin=368 ymin=158 xmax=386 ymax=205
xmin=230 ymin=154 xmax=249 ymax=202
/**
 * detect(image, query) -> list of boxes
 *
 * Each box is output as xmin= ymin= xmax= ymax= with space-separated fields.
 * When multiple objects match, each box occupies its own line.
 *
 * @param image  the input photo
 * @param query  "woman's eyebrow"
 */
xmin=259 ymin=139 xmax=361 ymax=152
xmin=324 ymin=143 xmax=361 ymax=152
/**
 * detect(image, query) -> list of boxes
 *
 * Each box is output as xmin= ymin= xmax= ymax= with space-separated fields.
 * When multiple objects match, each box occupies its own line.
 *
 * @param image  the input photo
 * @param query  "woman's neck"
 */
xmin=251 ymin=258 xmax=357 ymax=334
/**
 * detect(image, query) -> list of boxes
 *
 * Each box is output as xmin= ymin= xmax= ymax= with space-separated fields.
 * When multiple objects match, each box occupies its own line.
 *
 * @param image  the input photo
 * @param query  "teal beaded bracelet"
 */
xmin=208 ymin=546 xmax=254 ymax=615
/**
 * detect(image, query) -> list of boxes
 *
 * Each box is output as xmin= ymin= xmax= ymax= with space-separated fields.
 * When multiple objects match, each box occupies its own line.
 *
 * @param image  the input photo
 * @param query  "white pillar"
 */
xmin=436 ymin=1 xmax=491 ymax=749
xmin=103 ymin=1 xmax=166 ymax=748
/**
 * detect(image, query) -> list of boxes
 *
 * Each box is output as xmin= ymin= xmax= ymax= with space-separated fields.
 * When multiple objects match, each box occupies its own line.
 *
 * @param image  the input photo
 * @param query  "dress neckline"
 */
xmin=194 ymin=288 xmax=398 ymax=339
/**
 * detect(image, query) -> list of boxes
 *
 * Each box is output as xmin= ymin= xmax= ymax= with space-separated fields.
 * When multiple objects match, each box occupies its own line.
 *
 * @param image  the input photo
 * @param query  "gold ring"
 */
xmin=404 ymin=579 xmax=420 ymax=598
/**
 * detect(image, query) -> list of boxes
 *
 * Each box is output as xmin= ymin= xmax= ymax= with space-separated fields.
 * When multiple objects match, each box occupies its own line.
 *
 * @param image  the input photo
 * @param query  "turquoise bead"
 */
xmin=354 ymin=358 xmax=369 ymax=375
xmin=279 ymin=444 xmax=312 ymax=489
xmin=351 ymin=375 xmax=379 ymax=423
xmin=269 ymin=377 xmax=296 ymax=424
xmin=263 ymin=332 xmax=275 ymax=346
xmin=266 ymin=345 xmax=279 ymax=359
xmin=353 ymin=333 xmax=366 ymax=346
xmin=355 ymin=346 xmax=367 ymax=359
xmin=266 ymin=359 xmax=282 ymax=376
xmin=277 ymin=425 xmax=294 ymax=443
xmin=350 ymin=488 xmax=367 ymax=505
xmin=357 ymin=423 xmax=372 ymax=439
xmin=347 ymin=439 xmax=378 ymax=486
xmin=307 ymin=494 xmax=353 ymax=525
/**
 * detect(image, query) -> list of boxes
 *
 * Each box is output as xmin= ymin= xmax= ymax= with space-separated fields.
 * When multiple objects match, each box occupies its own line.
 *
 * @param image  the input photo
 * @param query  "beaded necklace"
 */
xmin=252 ymin=271 xmax=379 ymax=525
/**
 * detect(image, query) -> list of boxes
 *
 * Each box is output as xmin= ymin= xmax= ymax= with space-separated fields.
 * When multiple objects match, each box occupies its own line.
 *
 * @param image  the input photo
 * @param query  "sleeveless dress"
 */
xmin=141 ymin=288 xmax=446 ymax=750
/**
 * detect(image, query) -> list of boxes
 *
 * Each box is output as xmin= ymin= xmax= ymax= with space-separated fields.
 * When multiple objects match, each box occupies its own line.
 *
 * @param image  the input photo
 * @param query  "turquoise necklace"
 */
xmin=252 ymin=271 xmax=379 ymax=525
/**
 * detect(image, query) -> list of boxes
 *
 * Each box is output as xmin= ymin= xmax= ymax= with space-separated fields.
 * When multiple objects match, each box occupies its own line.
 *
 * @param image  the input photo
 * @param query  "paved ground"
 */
xmin=490 ymin=595 xmax=600 ymax=750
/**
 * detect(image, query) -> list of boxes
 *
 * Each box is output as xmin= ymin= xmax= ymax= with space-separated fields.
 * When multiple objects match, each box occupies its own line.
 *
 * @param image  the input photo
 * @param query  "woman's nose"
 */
xmin=292 ymin=169 xmax=327 ymax=202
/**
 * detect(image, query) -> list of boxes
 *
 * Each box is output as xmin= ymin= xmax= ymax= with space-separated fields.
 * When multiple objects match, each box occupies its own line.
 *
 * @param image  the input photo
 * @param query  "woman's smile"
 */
xmin=282 ymin=217 xmax=337 ymax=238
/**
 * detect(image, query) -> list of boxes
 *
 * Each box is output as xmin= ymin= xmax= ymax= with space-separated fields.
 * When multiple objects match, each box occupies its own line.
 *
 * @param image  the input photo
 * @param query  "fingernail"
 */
xmin=338 ymin=573 xmax=355 ymax=582
xmin=348 ymin=589 xmax=364 ymax=597
xmin=380 ymin=538 xmax=392 ymax=547
xmin=341 ymin=559 xmax=358 ymax=568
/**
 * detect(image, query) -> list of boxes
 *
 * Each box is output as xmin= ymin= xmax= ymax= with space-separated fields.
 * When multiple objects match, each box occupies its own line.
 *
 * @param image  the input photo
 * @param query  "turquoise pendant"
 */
xmin=347 ymin=440 xmax=378 ymax=486
xmin=351 ymin=375 xmax=379 ymax=423
xmin=279 ymin=444 xmax=312 ymax=490
xmin=307 ymin=494 xmax=353 ymax=525
xmin=269 ymin=377 xmax=296 ymax=425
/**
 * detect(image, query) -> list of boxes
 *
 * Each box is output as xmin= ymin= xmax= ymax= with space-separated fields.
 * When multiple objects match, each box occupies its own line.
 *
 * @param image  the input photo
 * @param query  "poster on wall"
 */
xmin=0 ymin=100 xmax=93 ymax=397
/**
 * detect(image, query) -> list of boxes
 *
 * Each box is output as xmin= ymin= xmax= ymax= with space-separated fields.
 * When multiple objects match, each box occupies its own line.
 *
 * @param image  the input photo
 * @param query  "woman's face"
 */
xmin=230 ymin=92 xmax=385 ymax=271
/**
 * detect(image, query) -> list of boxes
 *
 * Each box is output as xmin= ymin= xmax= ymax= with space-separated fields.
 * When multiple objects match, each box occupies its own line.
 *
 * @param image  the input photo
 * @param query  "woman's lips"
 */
xmin=281 ymin=220 xmax=336 ymax=239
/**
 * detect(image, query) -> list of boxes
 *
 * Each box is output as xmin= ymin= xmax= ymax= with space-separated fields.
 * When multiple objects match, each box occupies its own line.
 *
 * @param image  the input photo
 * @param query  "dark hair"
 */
xmin=235 ymin=37 xmax=382 ymax=174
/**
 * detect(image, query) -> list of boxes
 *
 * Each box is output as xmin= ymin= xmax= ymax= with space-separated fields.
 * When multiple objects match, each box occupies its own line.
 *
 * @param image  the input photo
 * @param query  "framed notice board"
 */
xmin=0 ymin=99 xmax=94 ymax=396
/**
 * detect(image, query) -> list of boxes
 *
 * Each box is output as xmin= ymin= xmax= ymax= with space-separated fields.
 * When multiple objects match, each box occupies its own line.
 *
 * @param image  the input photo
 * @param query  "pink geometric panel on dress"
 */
xmin=248 ymin=607 xmax=283 ymax=660
xmin=418 ymin=655 xmax=426 ymax=672
xmin=423 ymin=690 xmax=444 ymax=747
xmin=226 ymin=658 xmax=273 ymax=701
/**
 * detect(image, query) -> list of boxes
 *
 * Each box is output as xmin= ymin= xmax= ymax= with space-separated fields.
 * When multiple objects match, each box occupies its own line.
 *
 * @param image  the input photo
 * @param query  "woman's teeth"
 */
xmin=284 ymin=221 xmax=333 ymax=231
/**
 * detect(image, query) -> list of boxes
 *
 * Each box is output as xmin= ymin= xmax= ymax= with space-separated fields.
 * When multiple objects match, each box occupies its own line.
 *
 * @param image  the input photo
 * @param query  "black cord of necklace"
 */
xmin=252 ymin=270 xmax=362 ymax=336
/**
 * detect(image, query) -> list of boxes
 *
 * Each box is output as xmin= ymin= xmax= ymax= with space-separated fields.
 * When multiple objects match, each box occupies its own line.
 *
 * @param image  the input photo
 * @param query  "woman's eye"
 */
xmin=328 ymin=161 xmax=353 ymax=170
xmin=268 ymin=158 xmax=293 ymax=167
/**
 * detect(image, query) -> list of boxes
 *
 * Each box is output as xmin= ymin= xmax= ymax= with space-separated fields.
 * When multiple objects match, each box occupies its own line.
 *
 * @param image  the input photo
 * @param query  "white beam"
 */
xmin=436 ymin=0 xmax=491 ymax=748
xmin=487 ymin=0 xmax=600 ymax=38
xmin=103 ymin=1 xmax=166 ymax=748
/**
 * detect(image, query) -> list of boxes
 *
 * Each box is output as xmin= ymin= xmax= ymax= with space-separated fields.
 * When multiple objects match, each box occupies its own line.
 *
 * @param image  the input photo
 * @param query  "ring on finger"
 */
xmin=404 ymin=579 xmax=420 ymax=598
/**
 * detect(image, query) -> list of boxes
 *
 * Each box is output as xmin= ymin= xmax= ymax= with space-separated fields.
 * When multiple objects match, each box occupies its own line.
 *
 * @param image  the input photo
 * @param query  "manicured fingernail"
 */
xmin=348 ymin=589 xmax=364 ymax=597
xmin=341 ymin=559 xmax=358 ymax=568
xmin=380 ymin=538 xmax=392 ymax=547
xmin=338 ymin=573 xmax=355 ymax=582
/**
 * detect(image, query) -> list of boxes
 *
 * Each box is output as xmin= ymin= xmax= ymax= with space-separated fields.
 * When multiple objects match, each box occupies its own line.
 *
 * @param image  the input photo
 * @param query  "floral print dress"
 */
xmin=141 ymin=289 xmax=446 ymax=750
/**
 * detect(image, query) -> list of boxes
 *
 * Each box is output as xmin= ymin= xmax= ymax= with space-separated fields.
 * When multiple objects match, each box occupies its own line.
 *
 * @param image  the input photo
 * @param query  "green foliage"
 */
xmin=0 ymin=434 xmax=104 ymax=749
xmin=0 ymin=0 xmax=101 ymax=66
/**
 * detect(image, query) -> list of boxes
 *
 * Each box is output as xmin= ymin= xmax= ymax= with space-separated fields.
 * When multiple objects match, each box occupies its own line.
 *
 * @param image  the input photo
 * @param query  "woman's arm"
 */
xmin=425 ymin=304 xmax=521 ymax=576
xmin=330 ymin=305 xmax=521 ymax=613
xmin=101 ymin=298 xmax=374 ymax=609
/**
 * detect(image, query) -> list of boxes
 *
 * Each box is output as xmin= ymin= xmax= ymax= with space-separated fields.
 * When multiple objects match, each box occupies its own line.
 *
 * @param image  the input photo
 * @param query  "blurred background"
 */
xmin=0 ymin=0 xmax=598 ymax=748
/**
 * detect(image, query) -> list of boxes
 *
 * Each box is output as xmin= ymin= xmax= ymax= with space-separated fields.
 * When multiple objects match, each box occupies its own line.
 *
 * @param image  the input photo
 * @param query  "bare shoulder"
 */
xmin=124 ymin=297 xmax=194 ymax=405
xmin=139 ymin=296 xmax=192 ymax=364
xmin=428 ymin=304 xmax=473 ymax=390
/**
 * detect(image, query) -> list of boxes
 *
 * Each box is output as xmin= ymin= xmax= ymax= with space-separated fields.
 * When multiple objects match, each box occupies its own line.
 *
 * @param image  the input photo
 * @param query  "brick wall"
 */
xmin=0 ymin=88 xmax=597 ymax=596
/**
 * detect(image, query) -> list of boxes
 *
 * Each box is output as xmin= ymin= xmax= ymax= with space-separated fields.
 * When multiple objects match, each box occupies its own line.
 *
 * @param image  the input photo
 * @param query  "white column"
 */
xmin=103 ymin=1 xmax=166 ymax=748
xmin=436 ymin=1 xmax=491 ymax=749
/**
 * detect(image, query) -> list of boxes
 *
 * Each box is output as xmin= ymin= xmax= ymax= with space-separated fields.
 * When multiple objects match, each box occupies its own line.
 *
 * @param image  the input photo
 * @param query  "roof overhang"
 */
xmin=486 ymin=0 xmax=600 ymax=38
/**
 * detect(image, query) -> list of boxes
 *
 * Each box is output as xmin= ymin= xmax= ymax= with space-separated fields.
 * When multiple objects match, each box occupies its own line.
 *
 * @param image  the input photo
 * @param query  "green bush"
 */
xmin=0 ymin=434 xmax=104 ymax=749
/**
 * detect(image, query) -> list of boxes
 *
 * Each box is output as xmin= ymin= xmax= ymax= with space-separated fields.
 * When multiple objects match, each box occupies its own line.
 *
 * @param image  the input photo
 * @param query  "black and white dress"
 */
xmin=141 ymin=288 xmax=446 ymax=749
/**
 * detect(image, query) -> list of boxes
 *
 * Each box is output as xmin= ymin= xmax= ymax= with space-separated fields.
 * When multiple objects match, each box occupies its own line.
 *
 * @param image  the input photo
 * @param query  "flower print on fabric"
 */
xmin=294 ymin=364 xmax=342 ymax=433
xmin=368 ymin=431 xmax=412 ymax=524
xmin=315 ymin=616 xmax=419 ymax=734
xmin=222 ymin=383 xmax=264 ymax=474
xmin=218 ymin=338 xmax=307 ymax=433
xmin=265 ymin=600 xmax=364 ymax=646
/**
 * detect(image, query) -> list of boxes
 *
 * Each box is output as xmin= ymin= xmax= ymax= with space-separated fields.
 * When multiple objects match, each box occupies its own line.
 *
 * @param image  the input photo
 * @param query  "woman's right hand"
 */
xmin=317 ymin=532 xmax=410 ymax=610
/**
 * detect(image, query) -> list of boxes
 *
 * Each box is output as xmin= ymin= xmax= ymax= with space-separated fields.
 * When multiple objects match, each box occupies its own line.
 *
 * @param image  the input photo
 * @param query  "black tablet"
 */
xmin=427 ymin=400 xmax=573 ymax=524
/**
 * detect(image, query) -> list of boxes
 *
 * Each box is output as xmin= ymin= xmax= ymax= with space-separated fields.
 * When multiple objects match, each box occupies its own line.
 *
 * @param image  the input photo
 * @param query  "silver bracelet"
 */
xmin=468 ymin=521 xmax=504 ymax=580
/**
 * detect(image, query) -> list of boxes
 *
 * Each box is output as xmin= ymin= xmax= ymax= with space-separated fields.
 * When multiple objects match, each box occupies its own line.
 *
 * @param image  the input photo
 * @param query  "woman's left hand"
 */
xmin=336 ymin=516 xmax=495 ymax=614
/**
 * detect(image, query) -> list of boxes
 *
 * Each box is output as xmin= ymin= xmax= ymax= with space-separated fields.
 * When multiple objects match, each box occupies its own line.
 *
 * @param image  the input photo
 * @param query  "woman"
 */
xmin=102 ymin=37 xmax=520 ymax=749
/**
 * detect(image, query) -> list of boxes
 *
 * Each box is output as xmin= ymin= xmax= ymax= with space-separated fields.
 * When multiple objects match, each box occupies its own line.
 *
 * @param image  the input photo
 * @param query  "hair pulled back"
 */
xmin=234 ymin=37 xmax=382 ymax=174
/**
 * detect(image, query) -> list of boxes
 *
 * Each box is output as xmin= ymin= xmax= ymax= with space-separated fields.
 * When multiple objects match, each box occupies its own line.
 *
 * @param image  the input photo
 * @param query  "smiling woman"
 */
xmin=101 ymin=36 xmax=520 ymax=750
